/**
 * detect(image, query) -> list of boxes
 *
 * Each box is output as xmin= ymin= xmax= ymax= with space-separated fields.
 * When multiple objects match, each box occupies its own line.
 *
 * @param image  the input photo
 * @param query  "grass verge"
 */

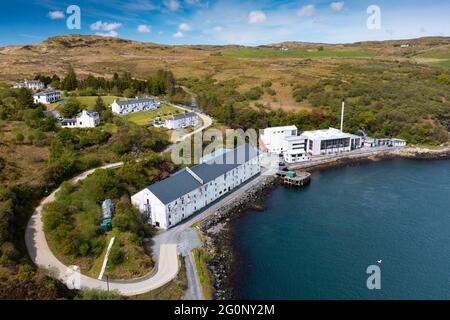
xmin=192 ymin=248 xmax=214 ymax=300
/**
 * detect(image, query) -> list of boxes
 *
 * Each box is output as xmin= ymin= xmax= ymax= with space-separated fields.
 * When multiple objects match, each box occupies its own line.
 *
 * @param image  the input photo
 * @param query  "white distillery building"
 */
xmin=131 ymin=144 xmax=261 ymax=229
xmin=33 ymin=91 xmax=62 ymax=104
xmin=259 ymin=125 xmax=298 ymax=154
xmin=111 ymin=97 xmax=161 ymax=115
xmin=164 ymin=112 xmax=198 ymax=130
xmin=61 ymin=110 xmax=100 ymax=128
xmin=14 ymin=80 xmax=45 ymax=91
xmin=282 ymin=136 xmax=311 ymax=164
xmin=301 ymin=128 xmax=363 ymax=156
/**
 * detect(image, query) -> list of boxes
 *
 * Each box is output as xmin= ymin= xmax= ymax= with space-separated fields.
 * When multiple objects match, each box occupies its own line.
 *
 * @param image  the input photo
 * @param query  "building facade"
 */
xmin=282 ymin=136 xmax=311 ymax=163
xmin=14 ymin=80 xmax=45 ymax=91
xmin=131 ymin=144 xmax=261 ymax=229
xmin=164 ymin=112 xmax=198 ymax=130
xmin=61 ymin=110 xmax=100 ymax=128
xmin=259 ymin=125 xmax=298 ymax=154
xmin=111 ymin=97 xmax=161 ymax=115
xmin=301 ymin=128 xmax=363 ymax=156
xmin=33 ymin=91 xmax=61 ymax=104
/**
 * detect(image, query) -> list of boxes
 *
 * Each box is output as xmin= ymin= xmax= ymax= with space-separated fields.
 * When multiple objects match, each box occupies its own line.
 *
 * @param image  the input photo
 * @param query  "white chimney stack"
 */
xmin=340 ymin=98 xmax=345 ymax=133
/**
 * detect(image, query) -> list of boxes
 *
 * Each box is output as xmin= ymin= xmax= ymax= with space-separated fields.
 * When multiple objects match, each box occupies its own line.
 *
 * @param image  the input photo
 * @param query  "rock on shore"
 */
xmin=199 ymin=175 xmax=279 ymax=300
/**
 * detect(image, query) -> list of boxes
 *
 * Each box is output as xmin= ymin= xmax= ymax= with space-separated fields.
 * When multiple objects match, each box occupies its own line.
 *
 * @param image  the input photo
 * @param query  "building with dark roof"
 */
xmin=131 ymin=144 xmax=261 ymax=229
xmin=110 ymin=97 xmax=161 ymax=115
xmin=164 ymin=112 xmax=198 ymax=130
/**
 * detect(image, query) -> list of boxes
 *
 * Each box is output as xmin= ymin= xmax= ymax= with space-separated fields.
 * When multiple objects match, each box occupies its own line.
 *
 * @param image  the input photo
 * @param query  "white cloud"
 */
xmin=95 ymin=31 xmax=119 ymax=38
xmin=185 ymin=0 xmax=198 ymax=5
xmin=173 ymin=31 xmax=184 ymax=38
xmin=212 ymin=26 xmax=223 ymax=33
xmin=248 ymin=11 xmax=267 ymax=24
xmin=165 ymin=0 xmax=180 ymax=11
xmin=137 ymin=24 xmax=151 ymax=33
xmin=48 ymin=11 xmax=65 ymax=20
xmin=90 ymin=21 xmax=123 ymax=32
xmin=179 ymin=23 xmax=192 ymax=32
xmin=297 ymin=5 xmax=316 ymax=17
xmin=330 ymin=2 xmax=345 ymax=12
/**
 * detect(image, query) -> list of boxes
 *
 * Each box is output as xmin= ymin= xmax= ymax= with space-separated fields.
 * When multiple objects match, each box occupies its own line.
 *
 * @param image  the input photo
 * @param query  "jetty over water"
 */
xmin=277 ymin=170 xmax=311 ymax=188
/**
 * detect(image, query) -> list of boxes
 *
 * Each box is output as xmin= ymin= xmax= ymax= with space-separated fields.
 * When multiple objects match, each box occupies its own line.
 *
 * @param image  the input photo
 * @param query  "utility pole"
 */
xmin=340 ymin=98 xmax=345 ymax=133
xmin=106 ymin=275 xmax=110 ymax=292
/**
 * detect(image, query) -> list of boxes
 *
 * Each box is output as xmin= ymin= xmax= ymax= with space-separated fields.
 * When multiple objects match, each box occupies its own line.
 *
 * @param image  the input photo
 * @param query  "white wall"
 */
xmin=132 ymin=155 xmax=261 ymax=229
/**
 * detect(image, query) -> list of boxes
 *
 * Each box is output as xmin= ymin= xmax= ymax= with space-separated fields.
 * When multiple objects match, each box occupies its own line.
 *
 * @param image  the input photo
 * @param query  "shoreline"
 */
xmin=198 ymin=145 xmax=450 ymax=300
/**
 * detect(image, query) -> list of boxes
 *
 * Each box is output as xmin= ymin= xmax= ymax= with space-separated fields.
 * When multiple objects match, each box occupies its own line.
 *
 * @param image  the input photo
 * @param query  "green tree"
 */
xmin=62 ymin=64 xmax=78 ymax=91
xmin=16 ymin=88 xmax=35 ymax=109
xmin=60 ymin=98 xmax=81 ymax=118
xmin=15 ymin=132 xmax=24 ymax=144
xmin=94 ymin=96 xmax=106 ymax=112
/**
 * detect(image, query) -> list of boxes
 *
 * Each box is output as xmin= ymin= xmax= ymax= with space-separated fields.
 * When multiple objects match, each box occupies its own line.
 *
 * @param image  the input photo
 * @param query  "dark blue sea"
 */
xmin=232 ymin=159 xmax=450 ymax=299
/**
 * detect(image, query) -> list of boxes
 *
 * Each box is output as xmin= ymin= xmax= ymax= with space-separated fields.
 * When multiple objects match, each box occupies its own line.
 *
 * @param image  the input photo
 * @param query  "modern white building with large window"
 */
xmin=111 ymin=97 xmax=161 ymax=115
xmin=301 ymin=128 xmax=362 ymax=156
xmin=33 ymin=91 xmax=61 ymax=104
xmin=131 ymin=144 xmax=261 ymax=229
xmin=282 ymin=135 xmax=311 ymax=163
xmin=259 ymin=125 xmax=298 ymax=154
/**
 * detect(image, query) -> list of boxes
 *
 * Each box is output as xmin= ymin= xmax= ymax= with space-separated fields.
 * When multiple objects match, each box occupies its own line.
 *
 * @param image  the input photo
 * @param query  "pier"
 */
xmin=277 ymin=170 xmax=311 ymax=188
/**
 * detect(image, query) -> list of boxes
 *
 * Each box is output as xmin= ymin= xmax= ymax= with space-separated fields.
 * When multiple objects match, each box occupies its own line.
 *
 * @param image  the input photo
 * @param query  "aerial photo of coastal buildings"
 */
xmin=1 ymin=0 xmax=450 ymax=308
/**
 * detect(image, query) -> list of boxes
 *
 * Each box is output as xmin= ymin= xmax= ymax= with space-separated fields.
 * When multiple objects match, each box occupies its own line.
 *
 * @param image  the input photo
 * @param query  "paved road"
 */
xmin=25 ymin=105 xmax=213 ymax=297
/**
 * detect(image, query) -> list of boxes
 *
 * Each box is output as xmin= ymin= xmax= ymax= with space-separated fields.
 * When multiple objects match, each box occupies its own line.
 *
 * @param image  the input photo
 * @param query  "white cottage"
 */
xmin=164 ymin=112 xmax=198 ymax=130
xmin=111 ymin=97 xmax=160 ymax=115
xmin=14 ymin=80 xmax=45 ymax=91
xmin=131 ymin=144 xmax=261 ymax=229
xmin=33 ymin=91 xmax=61 ymax=104
xmin=61 ymin=110 xmax=100 ymax=128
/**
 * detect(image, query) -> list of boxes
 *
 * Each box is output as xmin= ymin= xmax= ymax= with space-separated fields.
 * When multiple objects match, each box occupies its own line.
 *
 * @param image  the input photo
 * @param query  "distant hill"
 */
xmin=0 ymin=34 xmax=449 ymax=111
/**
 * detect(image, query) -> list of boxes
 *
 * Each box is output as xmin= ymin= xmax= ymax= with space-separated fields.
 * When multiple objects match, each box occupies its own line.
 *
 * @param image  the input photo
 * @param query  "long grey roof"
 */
xmin=147 ymin=144 xmax=259 ymax=205
xmin=170 ymin=112 xmax=197 ymax=121
xmin=116 ymin=97 xmax=158 ymax=106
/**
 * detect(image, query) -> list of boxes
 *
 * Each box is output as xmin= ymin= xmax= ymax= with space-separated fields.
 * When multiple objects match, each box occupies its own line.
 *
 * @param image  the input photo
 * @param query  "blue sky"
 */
xmin=1 ymin=0 xmax=449 ymax=46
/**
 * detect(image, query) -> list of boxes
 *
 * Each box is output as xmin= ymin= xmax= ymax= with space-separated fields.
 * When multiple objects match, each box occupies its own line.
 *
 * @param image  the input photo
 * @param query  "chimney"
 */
xmin=340 ymin=98 xmax=345 ymax=133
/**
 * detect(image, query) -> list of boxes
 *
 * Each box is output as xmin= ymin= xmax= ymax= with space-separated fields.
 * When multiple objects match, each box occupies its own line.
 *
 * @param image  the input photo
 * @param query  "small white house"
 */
xmin=282 ymin=136 xmax=310 ymax=164
xmin=301 ymin=128 xmax=363 ymax=156
xmin=259 ymin=125 xmax=298 ymax=154
xmin=111 ymin=97 xmax=160 ymax=115
xmin=164 ymin=112 xmax=198 ymax=130
xmin=375 ymin=138 xmax=407 ymax=148
xmin=131 ymin=144 xmax=261 ymax=229
xmin=61 ymin=110 xmax=100 ymax=128
xmin=33 ymin=91 xmax=61 ymax=104
xmin=14 ymin=80 xmax=45 ymax=91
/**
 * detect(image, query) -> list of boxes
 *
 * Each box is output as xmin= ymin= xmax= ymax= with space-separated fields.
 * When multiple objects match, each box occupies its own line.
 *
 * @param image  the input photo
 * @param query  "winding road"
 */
xmin=25 ymin=105 xmax=213 ymax=297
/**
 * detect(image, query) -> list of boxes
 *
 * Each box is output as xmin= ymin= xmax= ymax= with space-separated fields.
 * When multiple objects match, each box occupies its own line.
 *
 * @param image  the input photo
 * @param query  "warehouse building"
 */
xmin=131 ymin=144 xmax=261 ymax=229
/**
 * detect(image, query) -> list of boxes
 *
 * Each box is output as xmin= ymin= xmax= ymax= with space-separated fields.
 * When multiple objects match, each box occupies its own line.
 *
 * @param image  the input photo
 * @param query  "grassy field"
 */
xmin=222 ymin=47 xmax=376 ymax=59
xmin=192 ymin=248 xmax=214 ymax=300
xmin=76 ymin=96 xmax=120 ymax=109
xmin=124 ymin=103 xmax=182 ymax=126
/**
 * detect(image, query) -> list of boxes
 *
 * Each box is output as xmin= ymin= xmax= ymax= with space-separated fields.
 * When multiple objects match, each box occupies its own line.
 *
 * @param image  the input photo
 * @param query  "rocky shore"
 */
xmin=199 ymin=175 xmax=279 ymax=300
xmin=198 ymin=145 xmax=450 ymax=300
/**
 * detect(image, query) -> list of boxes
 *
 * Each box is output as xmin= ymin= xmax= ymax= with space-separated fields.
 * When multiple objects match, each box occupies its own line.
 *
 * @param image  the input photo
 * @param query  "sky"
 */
xmin=0 ymin=0 xmax=449 ymax=46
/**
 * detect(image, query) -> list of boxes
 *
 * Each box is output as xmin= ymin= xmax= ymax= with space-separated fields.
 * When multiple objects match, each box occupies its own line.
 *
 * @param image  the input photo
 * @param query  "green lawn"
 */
xmin=76 ymin=96 xmax=120 ymax=109
xmin=433 ymin=60 xmax=450 ymax=68
xmin=124 ymin=103 xmax=183 ymax=126
xmin=192 ymin=248 xmax=213 ymax=300
xmin=222 ymin=47 xmax=376 ymax=59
